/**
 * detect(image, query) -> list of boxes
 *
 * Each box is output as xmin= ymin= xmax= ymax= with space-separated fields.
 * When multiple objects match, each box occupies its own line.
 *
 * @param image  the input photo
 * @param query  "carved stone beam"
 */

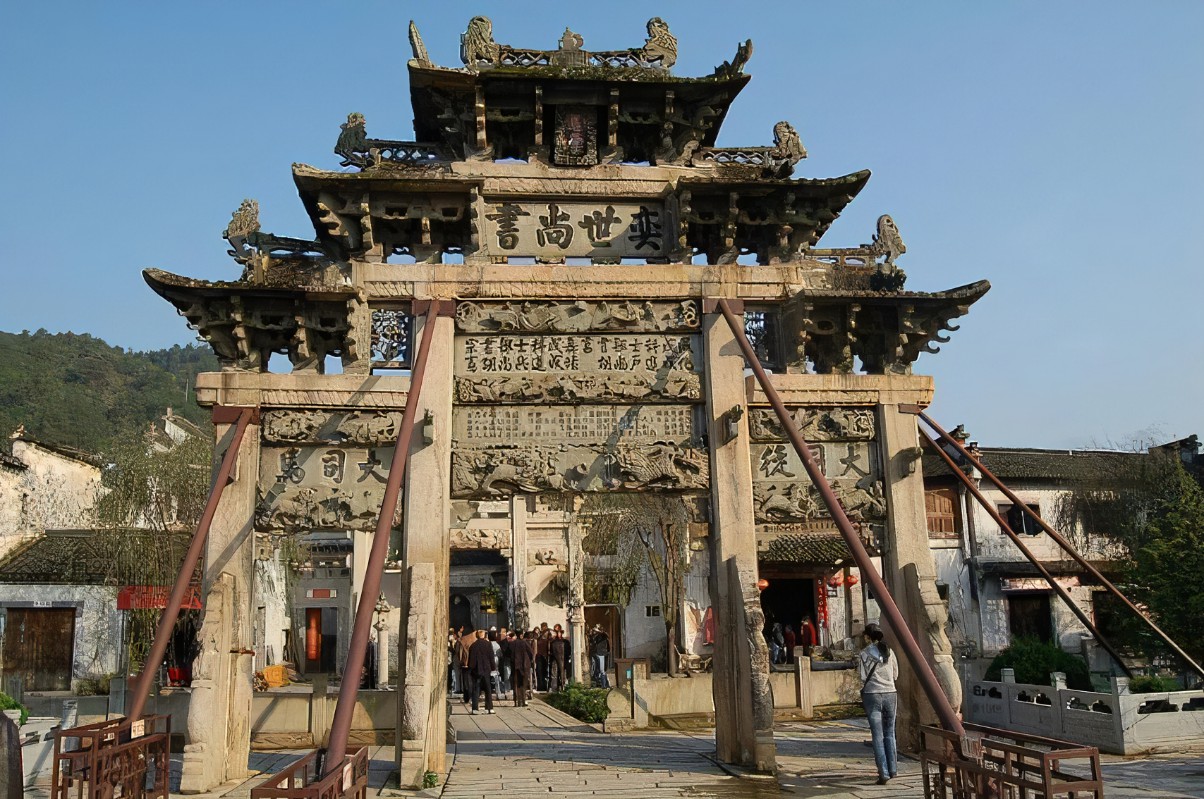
xmin=533 ymin=86 xmax=544 ymax=147
xmin=473 ymin=85 xmax=488 ymax=156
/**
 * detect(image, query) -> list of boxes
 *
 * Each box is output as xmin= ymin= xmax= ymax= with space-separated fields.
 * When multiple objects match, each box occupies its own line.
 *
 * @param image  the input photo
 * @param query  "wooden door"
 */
xmin=2 ymin=608 xmax=76 ymax=691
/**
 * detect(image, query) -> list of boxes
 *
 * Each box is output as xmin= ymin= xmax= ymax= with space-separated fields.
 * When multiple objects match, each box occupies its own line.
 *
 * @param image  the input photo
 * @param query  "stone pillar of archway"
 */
xmin=876 ymin=396 xmax=962 ymax=750
xmin=179 ymin=413 xmax=261 ymax=793
xmin=396 ymin=311 xmax=455 ymax=786
xmin=701 ymin=307 xmax=776 ymax=772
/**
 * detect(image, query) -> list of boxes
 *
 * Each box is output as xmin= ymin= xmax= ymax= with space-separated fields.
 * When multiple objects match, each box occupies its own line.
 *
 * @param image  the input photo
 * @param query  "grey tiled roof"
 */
xmin=760 ymin=532 xmax=853 ymax=565
xmin=0 ymin=530 xmax=195 ymax=585
xmin=923 ymin=447 xmax=1145 ymax=484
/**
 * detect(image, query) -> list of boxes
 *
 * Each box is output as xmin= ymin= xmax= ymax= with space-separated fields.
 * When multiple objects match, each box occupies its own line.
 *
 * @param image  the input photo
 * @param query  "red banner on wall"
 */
xmin=117 ymin=585 xmax=203 ymax=610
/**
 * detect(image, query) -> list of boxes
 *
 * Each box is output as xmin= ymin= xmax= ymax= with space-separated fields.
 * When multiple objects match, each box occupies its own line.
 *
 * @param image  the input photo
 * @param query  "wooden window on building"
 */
xmin=926 ymin=487 xmax=961 ymax=539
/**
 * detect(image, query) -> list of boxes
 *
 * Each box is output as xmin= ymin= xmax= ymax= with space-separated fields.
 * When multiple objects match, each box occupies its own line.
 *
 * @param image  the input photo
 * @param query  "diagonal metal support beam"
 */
xmin=713 ymin=298 xmax=965 ymax=737
xmin=920 ymin=411 xmax=1204 ymax=680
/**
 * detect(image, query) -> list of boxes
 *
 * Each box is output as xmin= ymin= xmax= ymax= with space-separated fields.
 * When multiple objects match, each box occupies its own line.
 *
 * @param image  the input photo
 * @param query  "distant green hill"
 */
xmin=0 ymin=330 xmax=217 ymax=456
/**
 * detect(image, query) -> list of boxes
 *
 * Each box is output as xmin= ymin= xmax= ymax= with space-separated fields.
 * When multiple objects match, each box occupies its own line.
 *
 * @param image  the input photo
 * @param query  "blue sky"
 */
xmin=1 ymin=2 xmax=1201 ymax=449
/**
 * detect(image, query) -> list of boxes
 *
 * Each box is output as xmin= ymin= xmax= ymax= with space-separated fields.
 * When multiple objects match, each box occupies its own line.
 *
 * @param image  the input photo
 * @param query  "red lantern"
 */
xmin=756 ymin=578 xmax=769 ymax=591
xmin=846 ymin=573 xmax=860 ymax=587
xmin=827 ymin=573 xmax=844 ymax=587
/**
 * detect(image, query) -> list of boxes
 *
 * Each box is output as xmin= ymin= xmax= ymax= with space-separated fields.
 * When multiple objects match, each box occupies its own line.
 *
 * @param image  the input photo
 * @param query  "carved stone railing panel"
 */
xmin=743 ymin=309 xmax=782 ymax=371
xmin=370 ymin=308 xmax=413 ymax=368
xmin=694 ymin=147 xmax=773 ymax=167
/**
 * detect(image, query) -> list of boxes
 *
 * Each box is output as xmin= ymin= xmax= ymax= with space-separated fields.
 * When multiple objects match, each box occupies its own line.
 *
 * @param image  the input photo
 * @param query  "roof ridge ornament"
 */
xmin=712 ymin=39 xmax=753 ymax=78
xmin=409 ymin=20 xmax=431 ymax=66
xmin=640 ymin=18 xmax=677 ymax=69
xmin=461 ymin=16 xmax=500 ymax=69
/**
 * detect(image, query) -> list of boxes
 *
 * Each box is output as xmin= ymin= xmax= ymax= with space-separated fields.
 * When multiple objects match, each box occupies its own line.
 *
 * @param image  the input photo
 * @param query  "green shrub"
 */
xmin=984 ymin=637 xmax=1093 ymax=690
xmin=545 ymin=682 xmax=610 ymax=724
xmin=422 ymin=770 xmax=439 ymax=789
xmin=1127 ymin=675 xmax=1178 ymax=693
xmin=0 ymin=691 xmax=28 ymax=726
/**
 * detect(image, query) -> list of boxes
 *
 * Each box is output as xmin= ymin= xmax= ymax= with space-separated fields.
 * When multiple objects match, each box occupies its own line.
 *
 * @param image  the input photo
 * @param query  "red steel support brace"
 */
xmin=919 ymin=431 xmax=1132 ymax=677
xmin=919 ymin=411 xmax=1204 ymax=679
xmin=323 ymin=301 xmax=453 ymax=776
xmin=127 ymin=406 xmax=255 ymax=721
xmin=715 ymin=299 xmax=965 ymax=736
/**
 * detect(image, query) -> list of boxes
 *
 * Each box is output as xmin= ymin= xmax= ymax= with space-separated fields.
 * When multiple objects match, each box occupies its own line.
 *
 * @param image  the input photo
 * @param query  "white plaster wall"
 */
xmin=0 ymin=442 xmax=101 ymax=558
xmin=252 ymin=553 xmax=290 ymax=667
xmin=623 ymin=563 xmax=666 ymax=661
xmin=0 ymin=585 xmax=120 ymax=682
xmin=681 ymin=553 xmax=712 ymax=657
xmin=967 ymin=482 xmax=1117 ymax=563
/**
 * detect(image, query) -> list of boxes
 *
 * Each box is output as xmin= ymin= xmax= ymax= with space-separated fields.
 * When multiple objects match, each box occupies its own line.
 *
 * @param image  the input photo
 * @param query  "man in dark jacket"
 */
xmin=467 ymin=629 xmax=497 ymax=714
xmin=509 ymin=630 xmax=535 ymax=707
xmin=549 ymin=628 xmax=569 ymax=692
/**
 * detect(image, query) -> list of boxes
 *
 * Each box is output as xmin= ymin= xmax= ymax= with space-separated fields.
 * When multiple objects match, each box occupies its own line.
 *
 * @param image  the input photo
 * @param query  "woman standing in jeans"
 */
xmin=858 ymin=623 xmax=899 ymax=785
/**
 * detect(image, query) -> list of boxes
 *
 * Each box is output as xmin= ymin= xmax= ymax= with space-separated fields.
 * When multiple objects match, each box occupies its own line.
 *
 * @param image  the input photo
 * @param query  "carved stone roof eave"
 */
xmin=792 ymin=278 xmax=992 ymax=306
xmin=143 ymin=268 xmax=356 ymax=303
xmin=676 ymin=169 xmax=870 ymax=194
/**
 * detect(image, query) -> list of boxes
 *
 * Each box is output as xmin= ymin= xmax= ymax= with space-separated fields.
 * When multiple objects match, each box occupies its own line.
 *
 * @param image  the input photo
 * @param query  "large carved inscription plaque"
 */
xmin=483 ymin=200 xmax=666 ymax=258
xmin=256 ymin=410 xmax=404 ymax=532
xmin=455 ymin=333 xmax=700 ymax=404
xmin=749 ymin=405 xmax=885 ymax=534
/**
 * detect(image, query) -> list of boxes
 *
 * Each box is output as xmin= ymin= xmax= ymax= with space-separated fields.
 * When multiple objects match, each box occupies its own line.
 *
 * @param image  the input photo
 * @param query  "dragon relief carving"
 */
xmin=450 ymin=441 xmax=710 ymax=496
xmin=610 ymin=442 xmax=709 ymax=489
xmin=748 ymin=407 xmax=876 ymax=442
xmin=753 ymin=478 xmax=886 ymax=524
xmin=262 ymin=410 xmax=404 ymax=445
xmin=455 ymin=299 xmax=700 ymax=334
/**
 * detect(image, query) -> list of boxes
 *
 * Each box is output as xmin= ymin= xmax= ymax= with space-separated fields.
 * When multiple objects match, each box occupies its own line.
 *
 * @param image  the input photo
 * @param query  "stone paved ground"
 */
xmin=22 ymin=704 xmax=1204 ymax=797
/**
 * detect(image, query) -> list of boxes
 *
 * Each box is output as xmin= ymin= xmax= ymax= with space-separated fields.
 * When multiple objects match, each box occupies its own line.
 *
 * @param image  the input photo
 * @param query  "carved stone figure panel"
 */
xmin=455 ymin=299 xmax=700 ymax=334
xmin=451 ymin=441 xmax=709 ymax=497
xmin=449 ymin=527 xmax=512 ymax=550
xmin=256 ymin=444 xmax=395 ymax=532
xmin=262 ymin=410 xmax=405 ymax=445
xmin=748 ymin=406 xmax=876 ymax=442
xmin=752 ymin=478 xmax=886 ymax=526
xmin=455 ymin=404 xmax=697 ymax=445
xmin=482 ymin=200 xmax=666 ymax=258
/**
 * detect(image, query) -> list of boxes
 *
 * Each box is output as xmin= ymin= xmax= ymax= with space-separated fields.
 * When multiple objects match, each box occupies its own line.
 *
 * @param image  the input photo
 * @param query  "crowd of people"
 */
xmin=765 ymin=616 xmax=819 ymax=664
xmin=447 ymin=622 xmax=611 ymax=714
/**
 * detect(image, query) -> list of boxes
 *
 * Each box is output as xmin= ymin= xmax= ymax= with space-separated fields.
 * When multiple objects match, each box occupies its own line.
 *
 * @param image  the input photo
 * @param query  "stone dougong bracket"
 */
xmin=459 ymin=16 xmax=678 ymax=71
xmin=334 ymin=112 xmax=449 ymax=170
